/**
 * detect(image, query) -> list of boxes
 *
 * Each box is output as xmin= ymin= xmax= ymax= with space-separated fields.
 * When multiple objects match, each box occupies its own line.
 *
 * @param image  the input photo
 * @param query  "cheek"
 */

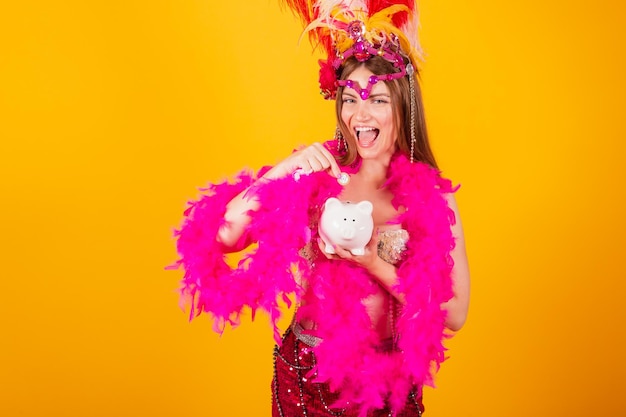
xmin=340 ymin=108 xmax=352 ymax=126
xmin=378 ymin=111 xmax=395 ymax=131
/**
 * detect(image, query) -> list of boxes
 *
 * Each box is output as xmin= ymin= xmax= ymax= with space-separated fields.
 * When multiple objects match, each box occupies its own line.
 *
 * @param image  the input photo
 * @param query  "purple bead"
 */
xmin=354 ymin=41 xmax=370 ymax=61
xmin=348 ymin=21 xmax=363 ymax=39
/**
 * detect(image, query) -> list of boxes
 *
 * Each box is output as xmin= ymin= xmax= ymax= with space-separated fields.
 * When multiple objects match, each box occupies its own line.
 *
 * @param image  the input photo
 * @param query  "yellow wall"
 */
xmin=1 ymin=1 xmax=624 ymax=416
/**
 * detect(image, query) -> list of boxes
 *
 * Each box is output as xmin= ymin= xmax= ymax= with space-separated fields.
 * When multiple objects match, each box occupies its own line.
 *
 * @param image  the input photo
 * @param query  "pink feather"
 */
xmin=171 ymin=145 xmax=457 ymax=415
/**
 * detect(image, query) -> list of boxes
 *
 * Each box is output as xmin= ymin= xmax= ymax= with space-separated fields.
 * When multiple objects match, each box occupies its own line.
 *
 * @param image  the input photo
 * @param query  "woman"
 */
xmin=174 ymin=2 xmax=469 ymax=416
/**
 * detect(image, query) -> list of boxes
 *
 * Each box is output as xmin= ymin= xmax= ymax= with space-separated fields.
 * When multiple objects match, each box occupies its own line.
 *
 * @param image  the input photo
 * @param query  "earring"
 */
xmin=335 ymin=126 xmax=347 ymax=153
xmin=407 ymin=64 xmax=417 ymax=163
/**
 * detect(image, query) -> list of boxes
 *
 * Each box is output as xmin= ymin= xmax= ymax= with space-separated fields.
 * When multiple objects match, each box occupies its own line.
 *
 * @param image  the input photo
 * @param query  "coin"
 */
xmin=337 ymin=172 xmax=350 ymax=185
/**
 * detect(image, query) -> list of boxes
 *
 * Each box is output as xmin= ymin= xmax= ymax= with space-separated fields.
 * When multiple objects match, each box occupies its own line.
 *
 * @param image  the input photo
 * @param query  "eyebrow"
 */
xmin=369 ymin=93 xmax=391 ymax=99
xmin=341 ymin=92 xmax=391 ymax=99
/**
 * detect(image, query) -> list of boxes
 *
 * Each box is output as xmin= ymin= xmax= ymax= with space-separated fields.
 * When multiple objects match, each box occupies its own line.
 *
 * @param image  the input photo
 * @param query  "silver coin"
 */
xmin=337 ymin=172 xmax=350 ymax=185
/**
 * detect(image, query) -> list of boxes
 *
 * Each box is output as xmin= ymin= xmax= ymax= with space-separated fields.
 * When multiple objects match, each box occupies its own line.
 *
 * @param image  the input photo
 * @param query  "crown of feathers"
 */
xmin=281 ymin=0 xmax=422 ymax=99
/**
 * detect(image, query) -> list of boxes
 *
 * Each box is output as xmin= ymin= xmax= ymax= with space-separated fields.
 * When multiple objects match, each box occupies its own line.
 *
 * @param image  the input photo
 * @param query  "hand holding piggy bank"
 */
xmin=318 ymin=197 xmax=374 ymax=256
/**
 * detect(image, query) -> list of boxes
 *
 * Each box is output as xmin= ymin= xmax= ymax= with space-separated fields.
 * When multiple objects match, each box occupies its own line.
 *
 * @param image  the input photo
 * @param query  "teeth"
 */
xmin=355 ymin=127 xmax=376 ymax=139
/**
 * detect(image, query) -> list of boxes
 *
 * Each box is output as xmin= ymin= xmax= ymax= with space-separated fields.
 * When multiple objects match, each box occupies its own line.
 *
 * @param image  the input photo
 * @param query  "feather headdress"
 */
xmin=281 ymin=0 xmax=422 ymax=99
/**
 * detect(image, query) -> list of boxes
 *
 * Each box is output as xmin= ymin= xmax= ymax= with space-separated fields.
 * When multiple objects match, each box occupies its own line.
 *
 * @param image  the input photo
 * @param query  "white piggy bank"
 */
xmin=318 ymin=197 xmax=374 ymax=256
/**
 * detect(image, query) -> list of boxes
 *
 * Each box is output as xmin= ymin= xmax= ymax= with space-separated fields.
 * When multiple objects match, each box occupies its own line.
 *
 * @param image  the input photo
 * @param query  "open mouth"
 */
xmin=355 ymin=127 xmax=379 ymax=147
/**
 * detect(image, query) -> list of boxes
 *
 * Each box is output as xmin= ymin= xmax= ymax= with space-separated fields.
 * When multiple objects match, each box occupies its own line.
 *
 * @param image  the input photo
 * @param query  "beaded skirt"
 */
xmin=272 ymin=327 xmax=424 ymax=417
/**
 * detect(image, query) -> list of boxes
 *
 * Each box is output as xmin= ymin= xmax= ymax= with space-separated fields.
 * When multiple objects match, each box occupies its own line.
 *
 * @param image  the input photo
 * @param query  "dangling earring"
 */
xmin=335 ymin=126 xmax=347 ymax=153
xmin=407 ymin=63 xmax=417 ymax=163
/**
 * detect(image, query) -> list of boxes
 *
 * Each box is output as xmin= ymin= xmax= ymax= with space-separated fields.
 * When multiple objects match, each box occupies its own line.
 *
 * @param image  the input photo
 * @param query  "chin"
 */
xmin=357 ymin=145 xmax=395 ymax=161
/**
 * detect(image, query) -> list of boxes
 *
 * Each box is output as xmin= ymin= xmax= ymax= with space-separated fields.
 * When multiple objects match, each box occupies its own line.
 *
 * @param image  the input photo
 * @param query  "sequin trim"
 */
xmin=272 ymin=328 xmax=424 ymax=417
xmin=377 ymin=229 xmax=409 ymax=265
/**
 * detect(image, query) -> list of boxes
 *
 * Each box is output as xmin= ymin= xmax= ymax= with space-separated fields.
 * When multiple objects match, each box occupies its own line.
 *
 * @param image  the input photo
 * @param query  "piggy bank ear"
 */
xmin=324 ymin=197 xmax=342 ymax=210
xmin=356 ymin=200 xmax=373 ymax=215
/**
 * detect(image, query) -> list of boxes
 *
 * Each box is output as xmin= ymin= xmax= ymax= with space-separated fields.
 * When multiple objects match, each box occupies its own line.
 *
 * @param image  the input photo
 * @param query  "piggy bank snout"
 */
xmin=319 ymin=198 xmax=374 ymax=256
xmin=338 ymin=221 xmax=356 ymax=239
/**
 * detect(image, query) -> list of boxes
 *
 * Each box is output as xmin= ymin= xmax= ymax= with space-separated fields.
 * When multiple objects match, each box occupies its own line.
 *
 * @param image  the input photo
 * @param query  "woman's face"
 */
xmin=340 ymin=66 xmax=397 ymax=162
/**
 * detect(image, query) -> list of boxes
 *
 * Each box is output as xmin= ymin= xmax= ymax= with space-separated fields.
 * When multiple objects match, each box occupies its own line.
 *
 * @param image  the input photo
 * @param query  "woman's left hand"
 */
xmin=317 ymin=231 xmax=381 ymax=273
xmin=318 ymin=230 xmax=405 ymax=303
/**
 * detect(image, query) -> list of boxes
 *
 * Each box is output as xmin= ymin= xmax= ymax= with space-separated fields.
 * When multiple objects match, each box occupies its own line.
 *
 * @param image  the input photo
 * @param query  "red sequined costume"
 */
xmin=272 ymin=327 xmax=424 ymax=417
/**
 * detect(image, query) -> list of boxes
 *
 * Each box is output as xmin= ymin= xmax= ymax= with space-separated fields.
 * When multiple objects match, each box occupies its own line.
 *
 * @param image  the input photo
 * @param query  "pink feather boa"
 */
xmin=172 ymin=149 xmax=457 ymax=415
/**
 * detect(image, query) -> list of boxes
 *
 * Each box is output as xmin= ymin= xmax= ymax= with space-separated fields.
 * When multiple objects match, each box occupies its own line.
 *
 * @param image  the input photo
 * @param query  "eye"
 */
xmin=342 ymin=97 xmax=356 ymax=104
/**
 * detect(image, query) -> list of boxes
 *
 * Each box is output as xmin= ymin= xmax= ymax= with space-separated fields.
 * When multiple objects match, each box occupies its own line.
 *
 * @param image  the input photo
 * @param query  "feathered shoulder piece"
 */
xmin=281 ymin=0 xmax=422 ymax=99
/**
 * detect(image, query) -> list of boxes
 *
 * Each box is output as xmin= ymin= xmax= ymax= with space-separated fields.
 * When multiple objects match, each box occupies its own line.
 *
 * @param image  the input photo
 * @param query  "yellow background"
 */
xmin=1 ymin=1 xmax=625 ymax=416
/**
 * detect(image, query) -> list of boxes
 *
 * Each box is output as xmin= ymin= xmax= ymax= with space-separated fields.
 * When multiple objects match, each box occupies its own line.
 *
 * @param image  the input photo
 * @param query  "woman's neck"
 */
xmin=356 ymin=156 xmax=392 ymax=188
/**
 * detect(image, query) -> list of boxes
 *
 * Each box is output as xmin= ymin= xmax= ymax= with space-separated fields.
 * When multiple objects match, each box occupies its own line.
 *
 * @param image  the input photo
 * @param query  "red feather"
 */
xmin=279 ymin=0 xmax=334 ymax=56
xmin=367 ymin=0 xmax=416 ymax=27
xmin=280 ymin=0 xmax=315 ymax=26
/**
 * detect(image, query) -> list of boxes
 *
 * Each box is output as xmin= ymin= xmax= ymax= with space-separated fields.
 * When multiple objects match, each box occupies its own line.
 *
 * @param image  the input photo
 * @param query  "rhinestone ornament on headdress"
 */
xmin=332 ymin=21 xmax=409 ymax=100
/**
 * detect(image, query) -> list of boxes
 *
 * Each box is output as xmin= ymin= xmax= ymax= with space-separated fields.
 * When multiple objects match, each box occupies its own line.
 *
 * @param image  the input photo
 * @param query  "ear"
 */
xmin=325 ymin=197 xmax=342 ymax=210
xmin=356 ymin=200 xmax=373 ymax=215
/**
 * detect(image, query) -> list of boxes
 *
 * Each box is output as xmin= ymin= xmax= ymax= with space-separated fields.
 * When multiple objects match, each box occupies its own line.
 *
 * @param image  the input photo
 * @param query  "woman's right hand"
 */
xmin=219 ymin=143 xmax=341 ymax=252
xmin=263 ymin=142 xmax=342 ymax=180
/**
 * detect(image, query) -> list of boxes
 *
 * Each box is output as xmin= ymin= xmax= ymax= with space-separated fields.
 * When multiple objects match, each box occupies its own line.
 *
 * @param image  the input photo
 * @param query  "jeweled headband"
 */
xmin=282 ymin=1 xmax=422 ymax=100
xmin=332 ymin=20 xmax=413 ymax=100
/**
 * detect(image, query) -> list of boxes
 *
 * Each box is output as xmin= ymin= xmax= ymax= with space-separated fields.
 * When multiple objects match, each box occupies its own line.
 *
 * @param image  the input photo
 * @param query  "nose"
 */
xmin=355 ymin=102 xmax=370 ymax=121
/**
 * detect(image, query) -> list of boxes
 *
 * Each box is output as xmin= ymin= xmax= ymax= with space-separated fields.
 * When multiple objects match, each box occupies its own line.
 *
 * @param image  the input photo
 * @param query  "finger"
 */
xmin=308 ymin=154 xmax=326 ymax=173
xmin=306 ymin=144 xmax=330 ymax=170
xmin=333 ymin=245 xmax=353 ymax=260
xmin=293 ymin=159 xmax=312 ymax=175
xmin=317 ymin=238 xmax=337 ymax=259
xmin=321 ymin=251 xmax=335 ymax=260
xmin=313 ymin=143 xmax=342 ymax=178
xmin=295 ymin=145 xmax=324 ymax=173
